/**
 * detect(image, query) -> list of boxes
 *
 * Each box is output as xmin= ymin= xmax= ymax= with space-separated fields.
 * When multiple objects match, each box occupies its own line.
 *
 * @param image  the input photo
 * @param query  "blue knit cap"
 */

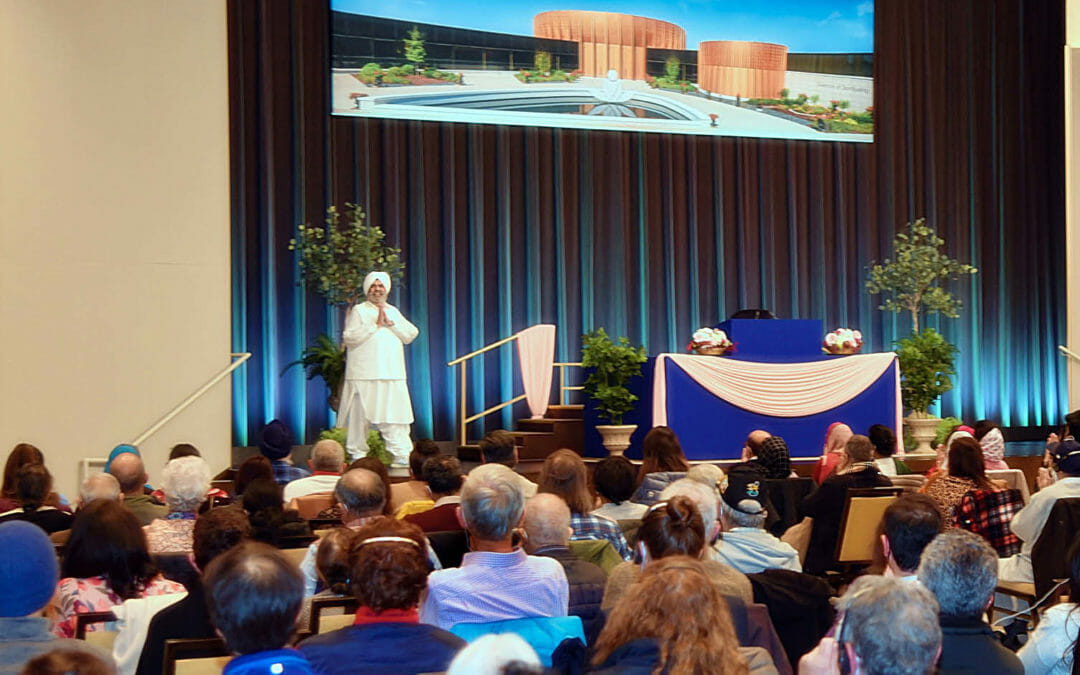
xmin=0 ymin=521 xmax=59 ymax=616
xmin=104 ymin=443 xmax=140 ymax=473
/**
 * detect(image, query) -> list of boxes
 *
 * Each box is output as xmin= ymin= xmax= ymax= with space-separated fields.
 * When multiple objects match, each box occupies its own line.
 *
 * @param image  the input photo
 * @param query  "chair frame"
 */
xmin=833 ymin=486 xmax=903 ymax=567
xmin=308 ymin=595 xmax=359 ymax=634
xmin=74 ymin=610 xmax=117 ymax=639
xmin=163 ymin=637 xmax=230 ymax=675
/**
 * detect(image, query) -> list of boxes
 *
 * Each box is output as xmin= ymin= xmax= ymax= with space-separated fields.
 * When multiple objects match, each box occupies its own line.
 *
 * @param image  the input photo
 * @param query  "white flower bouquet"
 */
xmin=823 ymin=328 xmax=863 ymax=355
xmin=688 ymin=327 xmax=734 ymax=355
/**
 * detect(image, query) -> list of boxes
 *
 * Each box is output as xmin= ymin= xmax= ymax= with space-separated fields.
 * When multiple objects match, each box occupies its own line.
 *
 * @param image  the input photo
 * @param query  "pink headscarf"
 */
xmin=824 ymin=423 xmax=853 ymax=455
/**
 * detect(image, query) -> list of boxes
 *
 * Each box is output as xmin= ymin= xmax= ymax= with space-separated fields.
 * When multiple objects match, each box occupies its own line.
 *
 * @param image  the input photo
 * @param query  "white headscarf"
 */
xmin=362 ymin=271 xmax=391 ymax=295
xmin=980 ymin=427 xmax=1006 ymax=464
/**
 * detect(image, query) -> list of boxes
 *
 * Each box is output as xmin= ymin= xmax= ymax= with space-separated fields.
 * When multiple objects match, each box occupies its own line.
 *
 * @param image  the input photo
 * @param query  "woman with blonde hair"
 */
xmin=590 ymin=556 xmax=773 ymax=674
xmin=537 ymin=449 xmax=631 ymax=560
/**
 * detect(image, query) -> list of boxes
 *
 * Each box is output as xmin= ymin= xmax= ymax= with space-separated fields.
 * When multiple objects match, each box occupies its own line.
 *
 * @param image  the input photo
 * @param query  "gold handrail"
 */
xmin=447 ymin=334 xmax=517 ymax=366
xmin=554 ymin=362 xmax=583 ymax=406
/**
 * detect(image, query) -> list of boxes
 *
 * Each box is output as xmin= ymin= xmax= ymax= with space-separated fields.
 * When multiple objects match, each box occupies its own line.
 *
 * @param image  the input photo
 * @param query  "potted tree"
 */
xmin=865 ymin=218 xmax=977 ymax=453
xmin=581 ymin=328 xmax=647 ymax=455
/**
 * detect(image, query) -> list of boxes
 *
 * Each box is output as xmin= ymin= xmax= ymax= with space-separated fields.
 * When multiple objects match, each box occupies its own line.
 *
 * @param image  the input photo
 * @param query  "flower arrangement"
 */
xmin=823 ymin=328 xmax=863 ymax=355
xmin=688 ymin=327 xmax=734 ymax=356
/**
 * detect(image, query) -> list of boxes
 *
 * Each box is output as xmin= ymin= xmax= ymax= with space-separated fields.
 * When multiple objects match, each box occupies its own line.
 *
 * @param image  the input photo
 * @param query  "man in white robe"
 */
xmin=338 ymin=271 xmax=419 ymax=465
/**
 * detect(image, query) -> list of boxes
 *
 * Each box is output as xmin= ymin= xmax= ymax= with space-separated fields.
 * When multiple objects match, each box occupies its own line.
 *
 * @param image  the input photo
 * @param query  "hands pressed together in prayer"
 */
xmin=376 ymin=305 xmax=394 ymax=327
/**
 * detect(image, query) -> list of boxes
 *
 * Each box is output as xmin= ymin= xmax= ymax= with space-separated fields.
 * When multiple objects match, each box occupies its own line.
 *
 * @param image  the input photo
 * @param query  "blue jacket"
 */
xmin=298 ymin=622 xmax=464 ymax=675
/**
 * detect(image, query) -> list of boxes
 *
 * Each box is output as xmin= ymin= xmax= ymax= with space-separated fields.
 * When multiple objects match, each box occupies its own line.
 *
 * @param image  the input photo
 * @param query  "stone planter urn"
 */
xmin=596 ymin=424 xmax=637 ymax=456
xmin=905 ymin=411 xmax=940 ymax=454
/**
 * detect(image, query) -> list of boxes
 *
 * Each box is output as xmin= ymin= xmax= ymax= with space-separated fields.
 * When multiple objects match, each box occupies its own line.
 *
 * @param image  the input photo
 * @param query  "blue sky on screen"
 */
xmin=331 ymin=0 xmax=873 ymax=53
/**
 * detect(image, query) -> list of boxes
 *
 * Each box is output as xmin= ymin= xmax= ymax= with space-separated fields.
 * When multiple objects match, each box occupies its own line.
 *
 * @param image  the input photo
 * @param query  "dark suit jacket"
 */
xmin=534 ymin=545 xmax=607 ymax=644
xmin=135 ymin=579 xmax=216 ymax=675
xmin=936 ymin=616 xmax=1023 ymax=675
xmin=801 ymin=468 xmax=891 ymax=575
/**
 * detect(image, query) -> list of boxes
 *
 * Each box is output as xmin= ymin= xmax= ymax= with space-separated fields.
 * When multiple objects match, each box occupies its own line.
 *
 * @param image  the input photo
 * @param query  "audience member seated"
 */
xmin=1017 ymin=536 xmax=1080 ymax=674
xmin=135 ymin=507 xmax=252 ymax=675
xmin=108 ymin=454 xmax=166 ymax=526
xmin=21 ymin=649 xmax=116 ymax=675
xmin=750 ymin=435 xmax=795 ymax=480
xmin=538 ymin=450 xmax=631 ymax=561
xmin=299 ymin=518 xmax=465 ymax=674
xmin=1000 ymin=439 xmax=1080 ymax=583
xmin=972 ymin=420 xmax=1010 ymax=471
xmin=282 ymin=439 xmax=347 ymax=504
xmin=657 ymin=478 xmax=726 ymax=559
xmin=389 ymin=439 xmax=443 ymax=511
xmin=420 ymin=463 xmax=568 ymax=629
xmin=932 ymin=427 xmax=975 ymax=477
xmin=204 ymin=542 xmax=316 ymax=674
xmin=148 ymin=444 xmax=229 ymax=505
xmin=868 ymin=424 xmax=911 ymax=476
xmin=478 ymin=430 xmax=537 ymax=498
xmin=591 ymin=556 xmax=775 ymax=674
xmin=687 ymin=464 xmax=726 ymax=505
xmin=917 ymin=530 xmax=1023 ymax=674
xmin=713 ymin=464 xmax=800 ymax=574
xmin=445 ymin=633 xmax=542 ymax=675
xmin=48 ymin=500 xmax=184 ymax=637
xmin=802 ymin=434 xmax=892 ymax=575
xmin=812 ymin=422 xmax=853 ymax=484
xmin=403 ymin=455 xmax=464 ymax=532
xmin=300 ymin=468 xmax=391 ymax=596
xmin=259 ymin=419 xmax=310 ymax=486
xmin=0 ymin=464 xmax=74 ymax=534
xmin=0 ymin=522 xmax=109 ymax=672
xmin=879 ymin=494 xmax=943 ymax=580
xmin=603 ymin=496 xmax=752 ymax=611
xmin=243 ymin=478 xmax=312 ymax=547
xmin=297 ymin=528 xmax=354 ymax=632
xmin=522 ymin=493 xmax=607 ymax=643
xmin=922 ymin=436 xmax=1002 ymax=528
xmin=631 ymin=426 xmax=689 ymax=505
xmin=740 ymin=429 xmax=772 ymax=463
xmin=344 ymin=457 xmax=396 ymax=517
xmin=233 ymin=455 xmax=274 ymax=497
xmin=590 ymin=456 xmax=646 ymax=521
xmin=77 ymin=473 xmax=121 ymax=510
xmin=1 ymin=443 xmax=70 ymax=513
xmin=143 ymin=456 xmax=211 ymax=554
xmin=799 ymin=575 xmax=942 ymax=675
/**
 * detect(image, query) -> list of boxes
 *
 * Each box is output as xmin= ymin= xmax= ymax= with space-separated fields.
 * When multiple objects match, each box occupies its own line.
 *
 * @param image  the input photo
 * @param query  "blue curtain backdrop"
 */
xmin=228 ymin=0 xmax=1066 ymax=447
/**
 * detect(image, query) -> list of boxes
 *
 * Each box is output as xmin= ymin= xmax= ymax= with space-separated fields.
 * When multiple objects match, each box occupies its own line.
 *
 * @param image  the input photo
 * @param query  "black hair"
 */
xmin=867 ymin=424 xmax=896 ymax=458
xmin=593 ymin=455 xmax=636 ymax=504
xmin=421 ymin=455 xmax=464 ymax=495
xmin=169 ymin=443 xmax=201 ymax=460
xmin=882 ymin=494 xmax=944 ymax=572
xmin=409 ymin=439 xmax=442 ymax=477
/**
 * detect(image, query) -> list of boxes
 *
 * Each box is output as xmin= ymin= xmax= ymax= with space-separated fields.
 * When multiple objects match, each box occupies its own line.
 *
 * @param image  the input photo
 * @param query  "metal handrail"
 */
xmin=554 ymin=361 xmax=583 ymax=406
xmin=447 ymin=335 xmax=517 ymax=366
xmin=131 ymin=352 xmax=252 ymax=446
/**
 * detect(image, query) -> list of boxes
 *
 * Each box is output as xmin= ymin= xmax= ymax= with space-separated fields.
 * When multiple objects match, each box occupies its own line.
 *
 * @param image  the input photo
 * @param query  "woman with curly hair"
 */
xmin=591 ymin=556 xmax=773 ymax=674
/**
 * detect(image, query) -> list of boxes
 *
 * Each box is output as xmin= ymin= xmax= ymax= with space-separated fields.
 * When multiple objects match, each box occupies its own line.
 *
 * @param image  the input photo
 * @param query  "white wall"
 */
xmin=0 ymin=0 xmax=232 ymax=498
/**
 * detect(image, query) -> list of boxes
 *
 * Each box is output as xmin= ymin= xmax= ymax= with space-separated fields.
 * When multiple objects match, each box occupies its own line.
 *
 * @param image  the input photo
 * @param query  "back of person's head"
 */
xmin=316 ymin=527 xmax=356 ymax=595
xmin=160 ymin=455 xmax=211 ymax=513
xmin=241 ymin=478 xmax=284 ymax=514
xmin=881 ymin=494 xmax=943 ymax=574
xmin=335 ymin=468 xmax=386 ymax=518
xmin=640 ymin=426 xmax=689 ymax=476
xmin=754 ymin=436 xmax=792 ymax=478
xmin=537 ymin=449 xmax=592 ymax=515
xmin=478 ymin=430 xmax=517 ymax=467
xmin=447 ymin=633 xmax=543 ymax=675
xmin=947 ymin=437 xmax=992 ymax=488
xmin=917 ymin=530 xmax=998 ymax=619
xmin=79 ymin=473 xmax=121 ymax=505
xmin=2 ymin=442 xmax=44 ymax=499
xmin=257 ymin=419 xmax=294 ymax=461
xmin=1066 ymin=409 xmax=1080 ymax=440
xmin=638 ymin=495 xmax=705 ymax=560
xmin=205 ymin=541 xmax=303 ymax=655
xmin=461 ymin=463 xmax=525 ymax=541
xmin=234 ymin=455 xmax=274 ymax=496
xmin=22 ymin=649 xmax=117 ymax=675
xmin=193 ymin=507 xmax=252 ymax=571
xmin=593 ymin=455 xmax=637 ymax=505
xmin=592 ymin=556 xmax=745 ymax=675
xmin=409 ymin=439 xmax=442 ymax=477
xmin=720 ymin=464 xmax=768 ymax=529
xmin=659 ymin=478 xmax=718 ymax=537
xmin=16 ymin=463 xmax=52 ymax=509
xmin=421 ymin=455 xmax=464 ymax=496
xmin=62 ymin=499 xmax=155 ymax=600
xmin=867 ymin=424 xmax=896 ymax=458
xmin=971 ymin=420 xmax=997 ymax=442
xmin=523 ymin=493 xmax=572 ymax=549
xmin=108 ymin=452 xmax=148 ymax=496
xmin=687 ymin=463 xmax=725 ymax=500
xmin=309 ymin=439 xmax=346 ymax=473
xmin=0 ymin=520 xmax=59 ymax=618
xmin=346 ymin=457 xmax=394 ymax=516
xmin=844 ymin=434 xmax=875 ymax=464
xmin=837 ymin=575 xmax=941 ymax=675
xmin=349 ymin=517 xmax=429 ymax=612
xmin=168 ymin=443 xmax=201 ymax=460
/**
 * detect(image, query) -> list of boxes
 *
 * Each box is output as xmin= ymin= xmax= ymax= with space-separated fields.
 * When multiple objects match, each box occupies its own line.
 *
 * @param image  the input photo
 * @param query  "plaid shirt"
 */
xmin=955 ymin=488 xmax=1024 ymax=557
xmin=272 ymin=460 xmax=311 ymax=486
xmin=570 ymin=513 xmax=632 ymax=561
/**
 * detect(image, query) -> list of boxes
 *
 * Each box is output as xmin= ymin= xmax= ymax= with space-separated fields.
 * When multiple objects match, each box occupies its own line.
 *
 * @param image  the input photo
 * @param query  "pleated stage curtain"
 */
xmin=228 ymin=0 xmax=1066 ymax=445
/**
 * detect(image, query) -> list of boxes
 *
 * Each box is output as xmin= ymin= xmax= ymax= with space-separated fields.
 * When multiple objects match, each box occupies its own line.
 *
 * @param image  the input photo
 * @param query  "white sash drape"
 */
xmin=653 ymin=352 xmax=899 ymax=423
xmin=516 ymin=324 xmax=556 ymax=418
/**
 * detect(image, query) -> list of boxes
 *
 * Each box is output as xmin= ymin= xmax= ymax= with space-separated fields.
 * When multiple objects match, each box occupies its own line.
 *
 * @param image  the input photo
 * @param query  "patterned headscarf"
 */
xmin=979 ymin=427 xmax=1006 ymax=465
xmin=756 ymin=436 xmax=792 ymax=479
xmin=363 ymin=271 xmax=391 ymax=295
xmin=824 ymin=423 xmax=853 ymax=455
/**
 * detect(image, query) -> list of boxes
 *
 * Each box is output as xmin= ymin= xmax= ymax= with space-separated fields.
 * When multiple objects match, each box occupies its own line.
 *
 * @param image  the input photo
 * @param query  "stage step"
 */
xmin=546 ymin=404 xmax=584 ymax=419
xmin=454 ymin=405 xmax=586 ymax=465
xmin=516 ymin=417 xmax=583 ymax=454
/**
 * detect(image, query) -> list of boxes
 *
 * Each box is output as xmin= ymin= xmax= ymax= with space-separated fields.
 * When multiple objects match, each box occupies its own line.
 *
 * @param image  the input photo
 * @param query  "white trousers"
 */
xmin=345 ymin=418 xmax=412 ymax=465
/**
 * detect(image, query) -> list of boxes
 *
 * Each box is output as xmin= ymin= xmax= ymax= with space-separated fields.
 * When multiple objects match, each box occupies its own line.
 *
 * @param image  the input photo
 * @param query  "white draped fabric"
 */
xmin=516 ymin=324 xmax=556 ymax=418
xmin=653 ymin=352 xmax=901 ymax=424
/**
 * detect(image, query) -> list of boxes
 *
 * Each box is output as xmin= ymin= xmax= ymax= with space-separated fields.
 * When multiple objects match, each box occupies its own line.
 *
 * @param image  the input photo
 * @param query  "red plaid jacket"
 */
xmin=954 ymin=488 xmax=1024 ymax=557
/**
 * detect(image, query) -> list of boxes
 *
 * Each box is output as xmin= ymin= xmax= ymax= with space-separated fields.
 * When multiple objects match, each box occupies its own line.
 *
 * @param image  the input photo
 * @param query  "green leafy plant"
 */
xmin=581 ymin=328 xmax=647 ymax=425
xmin=289 ymin=203 xmax=404 ymax=307
xmin=933 ymin=416 xmax=964 ymax=447
xmin=403 ymin=26 xmax=426 ymax=69
xmin=282 ymin=333 xmax=347 ymax=408
xmin=366 ymin=429 xmax=393 ymax=466
xmin=665 ymin=55 xmax=681 ymax=80
xmin=894 ymin=328 xmax=958 ymax=414
xmin=319 ymin=427 xmax=348 ymax=446
xmin=866 ymin=218 xmax=977 ymax=333
xmin=534 ymin=50 xmax=552 ymax=74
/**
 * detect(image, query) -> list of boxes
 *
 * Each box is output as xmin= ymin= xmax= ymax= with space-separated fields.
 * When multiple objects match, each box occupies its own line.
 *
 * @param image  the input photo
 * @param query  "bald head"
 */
xmin=745 ymin=430 xmax=771 ymax=455
xmin=309 ymin=439 xmax=346 ymax=473
xmin=108 ymin=452 xmax=148 ymax=495
xmin=523 ymin=493 xmax=572 ymax=550
xmin=334 ymin=468 xmax=385 ymax=520
xmin=80 ymin=472 xmax=121 ymax=506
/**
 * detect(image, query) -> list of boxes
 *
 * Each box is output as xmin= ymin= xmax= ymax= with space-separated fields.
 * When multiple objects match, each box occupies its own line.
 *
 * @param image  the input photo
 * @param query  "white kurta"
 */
xmin=339 ymin=301 xmax=419 ymax=425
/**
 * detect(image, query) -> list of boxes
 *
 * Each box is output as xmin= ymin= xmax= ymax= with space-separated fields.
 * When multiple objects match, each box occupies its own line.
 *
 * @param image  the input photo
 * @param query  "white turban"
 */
xmin=363 ymin=271 xmax=391 ymax=295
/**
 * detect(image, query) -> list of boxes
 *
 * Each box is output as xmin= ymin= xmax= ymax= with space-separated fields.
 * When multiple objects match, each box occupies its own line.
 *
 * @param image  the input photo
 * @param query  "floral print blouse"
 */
xmin=48 ymin=574 xmax=185 ymax=637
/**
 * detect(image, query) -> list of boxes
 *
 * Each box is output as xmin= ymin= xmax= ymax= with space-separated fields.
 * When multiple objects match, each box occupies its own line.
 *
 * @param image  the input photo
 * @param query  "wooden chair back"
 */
xmin=294 ymin=493 xmax=335 ymax=520
xmin=164 ymin=637 xmax=230 ymax=675
xmin=834 ymin=487 xmax=902 ymax=564
xmin=75 ymin=610 xmax=118 ymax=651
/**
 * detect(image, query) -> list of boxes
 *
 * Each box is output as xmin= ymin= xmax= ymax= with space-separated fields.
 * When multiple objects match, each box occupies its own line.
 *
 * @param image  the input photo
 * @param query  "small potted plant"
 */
xmin=282 ymin=334 xmax=347 ymax=411
xmin=894 ymin=328 xmax=959 ymax=452
xmin=581 ymin=328 xmax=647 ymax=455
